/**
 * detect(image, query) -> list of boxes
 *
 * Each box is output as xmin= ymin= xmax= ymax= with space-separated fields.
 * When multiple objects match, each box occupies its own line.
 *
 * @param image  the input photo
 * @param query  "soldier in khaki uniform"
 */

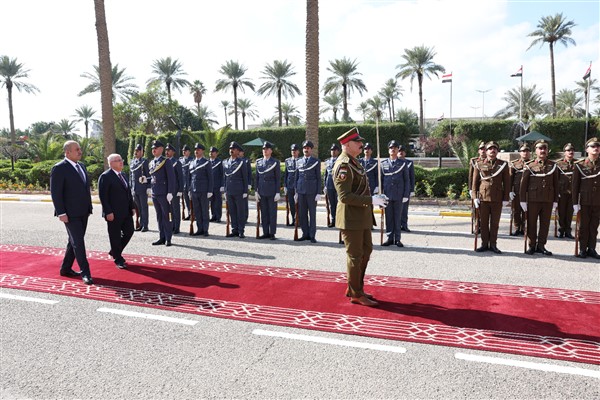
xmin=472 ymin=141 xmax=511 ymax=253
xmin=468 ymin=141 xmax=486 ymax=199
xmin=556 ymin=143 xmax=576 ymax=239
xmin=509 ymin=144 xmax=531 ymax=235
xmin=333 ymin=127 xmax=388 ymax=307
xmin=572 ymin=137 xmax=600 ymax=259
xmin=519 ymin=140 xmax=559 ymax=255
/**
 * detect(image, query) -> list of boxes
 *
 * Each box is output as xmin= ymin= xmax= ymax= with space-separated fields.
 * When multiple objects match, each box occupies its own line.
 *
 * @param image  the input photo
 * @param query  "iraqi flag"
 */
xmin=583 ymin=64 xmax=591 ymax=80
xmin=511 ymin=66 xmax=522 ymax=77
xmin=437 ymin=113 xmax=445 ymax=121
xmin=442 ymin=73 xmax=452 ymax=83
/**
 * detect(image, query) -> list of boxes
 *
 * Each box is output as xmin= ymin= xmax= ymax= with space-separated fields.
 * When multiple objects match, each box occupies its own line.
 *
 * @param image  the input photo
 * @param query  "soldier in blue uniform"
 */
xmin=188 ymin=143 xmax=213 ymax=236
xmin=180 ymin=144 xmax=193 ymax=220
xmin=165 ymin=144 xmax=184 ymax=234
xmin=239 ymin=148 xmax=252 ymax=225
xmin=284 ymin=144 xmax=300 ymax=226
xmin=294 ymin=140 xmax=321 ymax=243
xmin=380 ymin=140 xmax=410 ymax=247
xmin=399 ymin=145 xmax=415 ymax=232
xmin=149 ymin=140 xmax=176 ymax=246
xmin=256 ymin=141 xmax=281 ymax=239
xmin=209 ymin=146 xmax=224 ymax=222
xmin=223 ymin=142 xmax=249 ymax=238
xmin=130 ymin=143 xmax=150 ymax=232
xmin=359 ymin=143 xmax=379 ymax=195
xmin=324 ymin=143 xmax=341 ymax=227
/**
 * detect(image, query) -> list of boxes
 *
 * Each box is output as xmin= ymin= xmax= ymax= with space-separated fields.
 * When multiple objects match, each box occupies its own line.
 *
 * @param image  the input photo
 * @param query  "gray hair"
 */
xmin=63 ymin=140 xmax=79 ymax=152
xmin=107 ymin=153 xmax=122 ymax=163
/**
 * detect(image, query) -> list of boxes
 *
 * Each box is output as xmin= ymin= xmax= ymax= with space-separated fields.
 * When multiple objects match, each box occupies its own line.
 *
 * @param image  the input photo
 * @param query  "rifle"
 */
xmin=286 ymin=194 xmax=290 ymax=225
xmin=256 ymin=198 xmax=261 ymax=238
xmin=189 ymin=195 xmax=194 ymax=235
xmin=225 ymin=193 xmax=230 ymax=236
xmin=575 ymin=209 xmax=580 ymax=256
xmin=134 ymin=202 xmax=141 ymax=230
xmin=554 ymin=206 xmax=558 ymax=238
xmin=325 ymin=192 xmax=331 ymax=226
xmin=181 ymin=193 xmax=186 ymax=220
xmin=471 ymin=199 xmax=475 ymax=234
xmin=375 ymin=112 xmax=385 ymax=245
xmin=338 ymin=229 xmax=343 ymax=245
xmin=509 ymin=199 xmax=514 ymax=235
xmin=293 ymin=201 xmax=299 ymax=241
xmin=523 ymin=210 xmax=528 ymax=253
xmin=474 ymin=205 xmax=480 ymax=251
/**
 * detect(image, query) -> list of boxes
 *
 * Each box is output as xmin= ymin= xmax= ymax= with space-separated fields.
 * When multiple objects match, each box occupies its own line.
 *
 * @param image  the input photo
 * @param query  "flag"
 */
xmin=437 ymin=113 xmax=444 ymax=121
xmin=583 ymin=64 xmax=591 ymax=80
xmin=441 ymin=73 xmax=452 ymax=83
xmin=511 ymin=66 xmax=522 ymax=77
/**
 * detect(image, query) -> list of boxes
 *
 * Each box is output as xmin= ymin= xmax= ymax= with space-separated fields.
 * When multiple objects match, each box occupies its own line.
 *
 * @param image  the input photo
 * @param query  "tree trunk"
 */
xmin=233 ymin=85 xmax=239 ymax=130
xmin=549 ymin=42 xmax=556 ymax=118
xmin=418 ymin=72 xmax=424 ymax=135
xmin=387 ymin=99 xmax=392 ymax=122
xmin=342 ymin=83 xmax=349 ymax=122
xmin=277 ymin=86 xmax=283 ymax=127
xmin=305 ymin=0 xmax=319 ymax=153
xmin=85 ymin=120 xmax=89 ymax=138
xmin=7 ymin=82 xmax=15 ymax=145
xmin=94 ymin=0 xmax=115 ymax=169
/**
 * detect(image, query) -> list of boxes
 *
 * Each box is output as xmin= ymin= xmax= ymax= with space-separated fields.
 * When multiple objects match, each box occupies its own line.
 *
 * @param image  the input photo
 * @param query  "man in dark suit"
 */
xmin=99 ymin=153 xmax=136 ymax=269
xmin=50 ymin=140 xmax=94 ymax=285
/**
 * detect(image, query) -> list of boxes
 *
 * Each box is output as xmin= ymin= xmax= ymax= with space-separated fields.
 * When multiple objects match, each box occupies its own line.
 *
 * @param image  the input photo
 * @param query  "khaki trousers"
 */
xmin=527 ymin=201 xmax=553 ymax=247
xmin=479 ymin=201 xmax=502 ymax=247
xmin=341 ymin=229 xmax=373 ymax=297
xmin=558 ymin=193 xmax=573 ymax=234
xmin=578 ymin=205 xmax=600 ymax=252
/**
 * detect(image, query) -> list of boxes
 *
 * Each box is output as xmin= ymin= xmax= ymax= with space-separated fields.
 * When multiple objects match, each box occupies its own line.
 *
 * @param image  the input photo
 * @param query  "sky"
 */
xmin=1 ymin=0 xmax=599 ymax=135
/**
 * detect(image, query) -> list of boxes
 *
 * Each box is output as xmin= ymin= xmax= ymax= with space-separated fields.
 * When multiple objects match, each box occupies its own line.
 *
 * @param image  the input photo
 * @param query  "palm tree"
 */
xmin=555 ymin=89 xmax=584 ymax=117
xmin=379 ymin=79 xmax=403 ymax=122
xmin=190 ymin=80 xmax=207 ymax=108
xmin=260 ymin=117 xmax=278 ymax=127
xmin=321 ymin=92 xmax=343 ymax=123
xmin=395 ymin=45 xmax=445 ymax=135
xmin=26 ymin=131 xmax=64 ymax=161
xmin=72 ymin=105 xmax=98 ymax=138
xmin=305 ymin=0 xmax=320 ymax=151
xmin=193 ymin=105 xmax=218 ymax=129
xmin=323 ymin=57 xmax=367 ymax=122
xmin=215 ymin=60 xmax=255 ymax=130
xmin=0 ymin=56 xmax=40 ymax=145
xmin=147 ymin=56 xmax=190 ymax=102
xmin=280 ymin=102 xmax=301 ymax=126
xmin=257 ymin=60 xmax=302 ymax=127
xmin=493 ymin=84 xmax=548 ymax=120
xmin=220 ymin=100 xmax=231 ymax=125
xmin=355 ymin=102 xmax=370 ymax=123
xmin=53 ymin=119 xmax=78 ymax=139
xmin=79 ymin=64 xmax=138 ymax=103
xmin=527 ymin=13 xmax=576 ymax=118
xmin=232 ymin=98 xmax=259 ymax=130
xmin=366 ymin=96 xmax=386 ymax=121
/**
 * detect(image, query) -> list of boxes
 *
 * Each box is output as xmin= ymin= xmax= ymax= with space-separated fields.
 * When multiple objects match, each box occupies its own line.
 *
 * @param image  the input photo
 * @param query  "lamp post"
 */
xmin=476 ymin=89 xmax=491 ymax=119
xmin=470 ymin=106 xmax=480 ymax=118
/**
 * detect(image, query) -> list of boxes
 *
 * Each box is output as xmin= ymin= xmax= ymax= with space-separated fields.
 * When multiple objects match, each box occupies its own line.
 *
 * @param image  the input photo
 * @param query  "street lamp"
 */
xmin=470 ymin=106 xmax=480 ymax=118
xmin=476 ymin=89 xmax=491 ymax=119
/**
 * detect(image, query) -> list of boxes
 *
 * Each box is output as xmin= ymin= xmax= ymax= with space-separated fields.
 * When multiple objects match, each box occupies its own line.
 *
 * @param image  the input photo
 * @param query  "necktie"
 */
xmin=119 ymin=173 xmax=127 ymax=188
xmin=75 ymin=164 xmax=86 ymax=183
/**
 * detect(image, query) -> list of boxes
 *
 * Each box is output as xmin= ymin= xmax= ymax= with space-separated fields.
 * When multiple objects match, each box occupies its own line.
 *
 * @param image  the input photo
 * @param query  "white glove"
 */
xmin=509 ymin=192 xmax=515 ymax=201
xmin=220 ymin=186 xmax=225 ymax=193
xmin=256 ymin=192 xmax=261 ymax=201
xmin=402 ymin=197 xmax=409 ymax=203
xmin=315 ymin=194 xmax=321 ymax=202
xmin=410 ymin=191 xmax=415 ymax=197
xmin=146 ymin=188 xmax=152 ymax=196
xmin=294 ymin=193 xmax=298 ymax=202
xmin=552 ymin=202 xmax=558 ymax=210
xmin=372 ymin=194 xmax=389 ymax=208
xmin=503 ymin=200 xmax=509 ymax=207
xmin=243 ymin=193 xmax=248 ymax=199
xmin=139 ymin=176 xmax=147 ymax=184
xmin=166 ymin=193 xmax=173 ymax=203
xmin=284 ymin=187 xmax=288 ymax=195
xmin=573 ymin=204 xmax=580 ymax=213
xmin=469 ymin=190 xmax=474 ymax=199
xmin=473 ymin=199 xmax=480 ymax=209
xmin=323 ymin=188 xmax=327 ymax=195
xmin=373 ymin=187 xmax=379 ymax=194
xmin=274 ymin=193 xmax=280 ymax=202
xmin=207 ymin=192 xmax=213 ymax=199
xmin=520 ymin=202 xmax=527 ymax=212
xmin=177 ymin=192 xmax=182 ymax=197
xmin=248 ymin=185 xmax=252 ymax=191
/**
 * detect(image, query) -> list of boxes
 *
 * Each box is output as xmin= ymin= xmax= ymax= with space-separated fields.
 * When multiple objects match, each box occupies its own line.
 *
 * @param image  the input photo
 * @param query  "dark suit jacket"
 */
xmin=98 ymin=169 xmax=135 ymax=219
xmin=50 ymin=159 xmax=93 ymax=217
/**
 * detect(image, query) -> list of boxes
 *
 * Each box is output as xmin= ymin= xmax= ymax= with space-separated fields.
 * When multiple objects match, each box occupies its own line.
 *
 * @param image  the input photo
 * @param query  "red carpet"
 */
xmin=1 ymin=244 xmax=599 ymax=364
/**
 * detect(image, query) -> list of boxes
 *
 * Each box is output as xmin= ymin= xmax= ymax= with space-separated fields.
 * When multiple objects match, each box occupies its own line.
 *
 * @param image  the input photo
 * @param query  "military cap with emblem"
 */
xmin=478 ymin=141 xmax=486 ymax=149
xmin=519 ymin=144 xmax=531 ymax=152
xmin=182 ymin=144 xmax=190 ymax=152
xmin=209 ymin=146 xmax=218 ymax=153
xmin=290 ymin=143 xmax=299 ymax=151
xmin=388 ymin=139 xmax=400 ymax=148
xmin=302 ymin=140 xmax=314 ymax=148
xmin=534 ymin=139 xmax=549 ymax=148
xmin=262 ymin=141 xmax=274 ymax=149
xmin=151 ymin=140 xmax=165 ymax=149
xmin=337 ymin=127 xmax=365 ymax=144
xmin=229 ymin=141 xmax=243 ymax=151
xmin=165 ymin=143 xmax=175 ymax=151
xmin=330 ymin=143 xmax=341 ymax=151
xmin=194 ymin=143 xmax=205 ymax=150
xmin=485 ymin=141 xmax=499 ymax=150
xmin=563 ymin=143 xmax=575 ymax=151
xmin=363 ymin=142 xmax=372 ymax=150
xmin=398 ymin=144 xmax=406 ymax=152
xmin=135 ymin=143 xmax=143 ymax=151
xmin=585 ymin=137 xmax=600 ymax=147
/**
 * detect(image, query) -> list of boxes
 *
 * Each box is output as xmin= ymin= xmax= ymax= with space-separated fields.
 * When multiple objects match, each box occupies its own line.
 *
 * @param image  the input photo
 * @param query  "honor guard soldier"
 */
xmin=359 ymin=143 xmax=379 ymax=195
xmin=180 ymin=144 xmax=194 ymax=220
xmin=399 ymin=145 xmax=415 ymax=232
xmin=130 ymin=143 xmax=150 ymax=232
xmin=556 ymin=143 xmax=576 ymax=239
xmin=284 ymin=144 xmax=300 ymax=226
xmin=333 ymin=127 xmax=389 ymax=307
xmin=468 ymin=141 xmax=487 ymax=199
xmin=294 ymin=140 xmax=321 ymax=243
xmin=520 ymin=139 xmax=559 ymax=255
xmin=572 ymin=137 xmax=600 ymax=259
xmin=472 ymin=141 xmax=510 ymax=253
xmin=324 ymin=143 xmax=341 ymax=227
xmin=509 ymin=144 xmax=531 ymax=235
xmin=223 ymin=142 xmax=249 ymax=238
xmin=239 ymin=148 xmax=252 ymax=225
xmin=380 ymin=140 xmax=410 ymax=247
xmin=255 ymin=141 xmax=281 ymax=239
xmin=189 ymin=143 xmax=213 ymax=236
xmin=209 ymin=147 xmax=224 ymax=222
xmin=149 ymin=140 xmax=176 ymax=246
xmin=165 ymin=144 xmax=184 ymax=234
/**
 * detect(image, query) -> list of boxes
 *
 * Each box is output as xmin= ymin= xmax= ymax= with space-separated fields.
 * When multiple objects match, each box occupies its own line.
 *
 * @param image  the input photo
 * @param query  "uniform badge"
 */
xmin=337 ymin=167 xmax=348 ymax=181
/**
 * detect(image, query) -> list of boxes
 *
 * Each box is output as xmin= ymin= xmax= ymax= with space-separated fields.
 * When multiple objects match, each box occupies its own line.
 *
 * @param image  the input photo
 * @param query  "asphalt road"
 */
xmin=1 ymin=199 xmax=598 ymax=399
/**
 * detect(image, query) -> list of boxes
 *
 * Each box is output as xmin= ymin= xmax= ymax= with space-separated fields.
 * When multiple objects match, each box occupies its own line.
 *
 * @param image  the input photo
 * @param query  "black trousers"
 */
xmin=61 ymin=216 xmax=91 ymax=276
xmin=106 ymin=215 xmax=134 ymax=264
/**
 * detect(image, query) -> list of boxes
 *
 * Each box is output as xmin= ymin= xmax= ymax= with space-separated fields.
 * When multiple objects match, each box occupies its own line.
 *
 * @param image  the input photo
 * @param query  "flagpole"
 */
xmin=585 ymin=62 xmax=591 ymax=143
xmin=449 ymin=75 xmax=453 ymax=136
xmin=519 ymin=65 xmax=523 ymax=122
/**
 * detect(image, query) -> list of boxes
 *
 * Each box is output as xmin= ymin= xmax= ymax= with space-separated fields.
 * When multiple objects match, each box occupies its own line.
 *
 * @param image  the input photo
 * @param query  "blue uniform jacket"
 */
xmin=189 ymin=157 xmax=213 ymax=193
xmin=223 ymin=157 xmax=249 ymax=195
xmin=256 ymin=157 xmax=281 ymax=197
xmin=129 ymin=157 xmax=150 ymax=194
xmin=324 ymin=157 xmax=338 ymax=191
xmin=284 ymin=157 xmax=298 ymax=190
xmin=149 ymin=156 xmax=176 ymax=196
xmin=380 ymin=158 xmax=410 ymax=201
xmin=169 ymin=156 xmax=184 ymax=194
xmin=180 ymin=156 xmax=194 ymax=191
xmin=295 ymin=156 xmax=321 ymax=195
xmin=210 ymin=157 xmax=224 ymax=191
xmin=360 ymin=157 xmax=379 ymax=192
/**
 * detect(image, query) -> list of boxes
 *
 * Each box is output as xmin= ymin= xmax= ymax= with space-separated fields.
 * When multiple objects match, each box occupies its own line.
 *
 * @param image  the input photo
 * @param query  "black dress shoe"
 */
xmin=536 ymin=246 xmax=552 ymax=256
xmin=565 ymin=232 xmax=575 ymax=239
xmin=489 ymin=246 xmax=502 ymax=254
xmin=327 ymin=223 xmax=335 ymax=228
xmin=60 ymin=269 xmax=81 ymax=278
xmin=209 ymin=217 xmax=216 ymax=222
xmin=239 ymin=233 xmax=246 ymax=239
xmin=525 ymin=246 xmax=536 ymax=255
xmin=396 ymin=241 xmax=404 ymax=247
xmin=403 ymin=227 xmax=411 ymax=233
xmin=510 ymin=231 xmax=519 ymax=236
xmin=82 ymin=275 xmax=94 ymax=285
xmin=381 ymin=239 xmax=393 ymax=247
xmin=295 ymin=236 xmax=309 ymax=241
xmin=310 ymin=238 xmax=317 ymax=243
xmin=203 ymin=232 xmax=209 ymax=237
xmin=141 ymin=227 xmax=149 ymax=232
xmin=476 ymin=245 xmax=488 ymax=252
xmin=165 ymin=241 xmax=172 ymax=247
xmin=134 ymin=227 xmax=142 ymax=231
xmin=183 ymin=216 xmax=190 ymax=221
xmin=152 ymin=240 xmax=165 ymax=245
xmin=269 ymin=234 xmax=276 ymax=240
xmin=577 ymin=250 xmax=587 ymax=258
xmin=173 ymin=229 xmax=180 ymax=234
xmin=558 ymin=232 xmax=565 ymax=238
xmin=116 ymin=261 xmax=127 ymax=269
xmin=258 ymin=234 xmax=270 ymax=239
xmin=192 ymin=231 xmax=202 ymax=236
xmin=587 ymin=249 xmax=600 ymax=259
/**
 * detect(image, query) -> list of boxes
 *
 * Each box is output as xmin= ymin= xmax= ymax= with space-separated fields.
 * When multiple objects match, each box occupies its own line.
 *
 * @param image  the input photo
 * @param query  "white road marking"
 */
xmin=252 ymin=329 xmax=406 ymax=353
xmin=97 ymin=307 xmax=198 ymax=325
xmin=455 ymin=352 xmax=600 ymax=378
xmin=0 ymin=292 xmax=58 ymax=304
